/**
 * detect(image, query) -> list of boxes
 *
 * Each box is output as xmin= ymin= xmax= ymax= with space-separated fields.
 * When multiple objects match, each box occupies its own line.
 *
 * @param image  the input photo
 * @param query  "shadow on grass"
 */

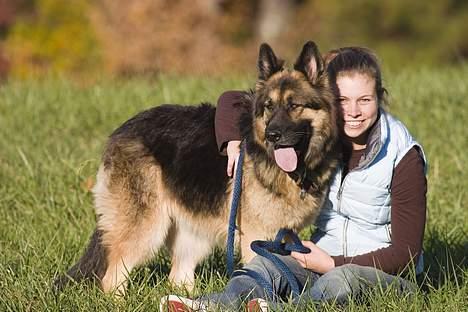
xmin=419 ymin=227 xmax=467 ymax=290
xmin=130 ymin=228 xmax=316 ymax=290
xmin=130 ymin=247 xmax=237 ymax=289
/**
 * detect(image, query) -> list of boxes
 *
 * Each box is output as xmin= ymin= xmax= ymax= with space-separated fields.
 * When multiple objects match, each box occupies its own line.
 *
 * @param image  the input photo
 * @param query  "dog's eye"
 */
xmin=288 ymin=103 xmax=300 ymax=110
xmin=306 ymin=102 xmax=321 ymax=110
xmin=264 ymin=99 xmax=273 ymax=111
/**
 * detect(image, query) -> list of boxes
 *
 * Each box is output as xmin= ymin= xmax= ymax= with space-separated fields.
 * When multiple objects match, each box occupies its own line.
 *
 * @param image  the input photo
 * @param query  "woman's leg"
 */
xmin=200 ymin=254 xmax=317 ymax=310
xmin=294 ymin=264 xmax=417 ymax=307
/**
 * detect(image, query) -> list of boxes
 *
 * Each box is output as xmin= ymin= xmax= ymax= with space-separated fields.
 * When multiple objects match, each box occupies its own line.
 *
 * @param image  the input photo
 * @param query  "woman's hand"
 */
xmin=290 ymin=241 xmax=335 ymax=274
xmin=226 ymin=140 xmax=242 ymax=177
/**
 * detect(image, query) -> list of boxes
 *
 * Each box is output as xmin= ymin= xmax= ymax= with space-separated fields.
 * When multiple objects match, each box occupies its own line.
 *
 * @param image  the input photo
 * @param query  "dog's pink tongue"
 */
xmin=274 ymin=148 xmax=297 ymax=172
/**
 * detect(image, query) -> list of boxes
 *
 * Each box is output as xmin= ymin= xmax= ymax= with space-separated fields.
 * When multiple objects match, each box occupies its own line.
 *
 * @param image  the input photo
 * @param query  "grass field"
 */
xmin=0 ymin=67 xmax=467 ymax=311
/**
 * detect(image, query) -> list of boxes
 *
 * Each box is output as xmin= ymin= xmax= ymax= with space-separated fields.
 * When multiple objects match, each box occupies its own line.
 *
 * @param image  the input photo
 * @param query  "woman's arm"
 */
xmin=214 ymin=90 xmax=246 ymax=154
xmin=214 ymin=90 xmax=249 ymax=176
xmin=331 ymin=147 xmax=427 ymax=275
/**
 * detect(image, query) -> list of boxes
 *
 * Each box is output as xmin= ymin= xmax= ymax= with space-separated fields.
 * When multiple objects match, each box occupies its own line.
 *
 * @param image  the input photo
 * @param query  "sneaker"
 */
xmin=159 ymin=295 xmax=208 ymax=312
xmin=246 ymin=298 xmax=269 ymax=312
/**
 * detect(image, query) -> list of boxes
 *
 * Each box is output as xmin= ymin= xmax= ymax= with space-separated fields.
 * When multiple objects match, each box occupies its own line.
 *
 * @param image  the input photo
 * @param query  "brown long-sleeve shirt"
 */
xmin=214 ymin=90 xmax=427 ymax=275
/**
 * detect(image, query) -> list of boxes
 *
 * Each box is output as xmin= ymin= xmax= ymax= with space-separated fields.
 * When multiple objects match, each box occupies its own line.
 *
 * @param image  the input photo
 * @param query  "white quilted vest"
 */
xmin=313 ymin=110 xmax=427 ymax=274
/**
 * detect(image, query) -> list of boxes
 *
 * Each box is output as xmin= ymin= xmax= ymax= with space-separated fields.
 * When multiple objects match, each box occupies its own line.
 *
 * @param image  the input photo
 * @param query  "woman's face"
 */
xmin=336 ymin=72 xmax=379 ymax=150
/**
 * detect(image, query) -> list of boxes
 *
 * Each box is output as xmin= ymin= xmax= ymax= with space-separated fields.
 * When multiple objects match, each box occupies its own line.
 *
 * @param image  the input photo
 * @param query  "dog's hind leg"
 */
xmin=166 ymin=220 xmax=214 ymax=291
xmin=99 ymin=207 xmax=172 ymax=295
xmin=91 ymin=151 xmax=176 ymax=295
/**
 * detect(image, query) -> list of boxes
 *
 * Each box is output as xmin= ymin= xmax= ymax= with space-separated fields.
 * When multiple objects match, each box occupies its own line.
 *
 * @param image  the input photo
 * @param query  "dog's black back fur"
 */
xmin=109 ymin=104 xmax=229 ymax=216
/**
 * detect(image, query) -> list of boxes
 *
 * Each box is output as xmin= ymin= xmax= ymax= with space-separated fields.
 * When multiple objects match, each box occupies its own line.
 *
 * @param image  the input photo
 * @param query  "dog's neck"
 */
xmin=288 ymin=165 xmax=320 ymax=199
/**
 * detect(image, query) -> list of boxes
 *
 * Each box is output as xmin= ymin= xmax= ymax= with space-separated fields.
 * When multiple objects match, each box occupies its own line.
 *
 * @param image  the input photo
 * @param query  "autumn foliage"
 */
xmin=2 ymin=0 xmax=468 ymax=79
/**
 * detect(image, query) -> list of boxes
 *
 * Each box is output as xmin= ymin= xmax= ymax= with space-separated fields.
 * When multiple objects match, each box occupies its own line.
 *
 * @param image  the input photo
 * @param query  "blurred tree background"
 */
xmin=0 ymin=0 xmax=467 ymax=79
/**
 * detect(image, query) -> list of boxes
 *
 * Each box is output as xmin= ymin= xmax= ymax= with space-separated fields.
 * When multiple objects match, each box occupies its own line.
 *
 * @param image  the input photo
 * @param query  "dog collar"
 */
xmin=288 ymin=166 xmax=319 ymax=199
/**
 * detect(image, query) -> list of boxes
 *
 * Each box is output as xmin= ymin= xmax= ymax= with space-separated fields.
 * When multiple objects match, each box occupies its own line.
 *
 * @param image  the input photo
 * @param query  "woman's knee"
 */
xmin=246 ymin=255 xmax=277 ymax=275
xmin=308 ymin=264 xmax=362 ymax=303
xmin=333 ymin=264 xmax=361 ymax=277
xmin=242 ymin=255 xmax=301 ymax=283
xmin=328 ymin=264 xmax=365 ymax=288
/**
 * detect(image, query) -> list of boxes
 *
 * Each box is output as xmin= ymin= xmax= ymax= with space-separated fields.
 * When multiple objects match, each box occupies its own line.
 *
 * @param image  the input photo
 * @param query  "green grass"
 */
xmin=0 ymin=68 xmax=467 ymax=311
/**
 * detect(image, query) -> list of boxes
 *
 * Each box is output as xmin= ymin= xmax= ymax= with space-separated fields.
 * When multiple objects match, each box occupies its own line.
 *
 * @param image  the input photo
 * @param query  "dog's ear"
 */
xmin=258 ymin=43 xmax=283 ymax=81
xmin=294 ymin=41 xmax=324 ymax=83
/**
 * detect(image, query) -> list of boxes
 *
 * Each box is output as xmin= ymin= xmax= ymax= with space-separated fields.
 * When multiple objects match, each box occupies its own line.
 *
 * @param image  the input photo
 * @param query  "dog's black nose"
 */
xmin=266 ymin=130 xmax=282 ymax=142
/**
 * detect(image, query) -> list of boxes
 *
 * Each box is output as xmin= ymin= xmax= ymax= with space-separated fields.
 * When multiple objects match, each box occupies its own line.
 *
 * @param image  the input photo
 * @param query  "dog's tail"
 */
xmin=53 ymin=229 xmax=108 ymax=292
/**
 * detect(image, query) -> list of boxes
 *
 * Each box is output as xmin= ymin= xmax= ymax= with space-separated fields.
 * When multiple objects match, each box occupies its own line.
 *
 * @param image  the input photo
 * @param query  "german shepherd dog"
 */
xmin=55 ymin=41 xmax=340 ymax=294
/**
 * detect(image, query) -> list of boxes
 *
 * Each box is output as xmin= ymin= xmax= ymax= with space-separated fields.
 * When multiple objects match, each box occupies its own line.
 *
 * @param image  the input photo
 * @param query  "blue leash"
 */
xmin=226 ymin=144 xmax=311 ymax=299
xmin=241 ymin=229 xmax=310 ymax=298
xmin=226 ymin=142 xmax=245 ymax=276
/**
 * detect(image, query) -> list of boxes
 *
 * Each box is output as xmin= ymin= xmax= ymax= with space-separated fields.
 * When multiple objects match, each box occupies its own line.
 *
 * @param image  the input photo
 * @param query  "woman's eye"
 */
xmin=359 ymin=98 xmax=374 ymax=104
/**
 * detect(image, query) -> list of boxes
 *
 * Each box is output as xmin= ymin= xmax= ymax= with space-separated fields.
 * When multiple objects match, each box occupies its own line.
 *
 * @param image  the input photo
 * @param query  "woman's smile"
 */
xmin=344 ymin=120 xmax=365 ymax=128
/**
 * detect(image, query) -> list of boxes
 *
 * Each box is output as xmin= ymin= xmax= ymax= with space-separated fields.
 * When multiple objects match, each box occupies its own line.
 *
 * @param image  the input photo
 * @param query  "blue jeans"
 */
xmin=200 ymin=255 xmax=417 ymax=310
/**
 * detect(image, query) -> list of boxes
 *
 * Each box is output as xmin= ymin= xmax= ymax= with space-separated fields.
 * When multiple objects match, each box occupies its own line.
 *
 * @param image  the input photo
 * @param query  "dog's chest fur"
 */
xmin=237 ymin=155 xmax=326 ymax=238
